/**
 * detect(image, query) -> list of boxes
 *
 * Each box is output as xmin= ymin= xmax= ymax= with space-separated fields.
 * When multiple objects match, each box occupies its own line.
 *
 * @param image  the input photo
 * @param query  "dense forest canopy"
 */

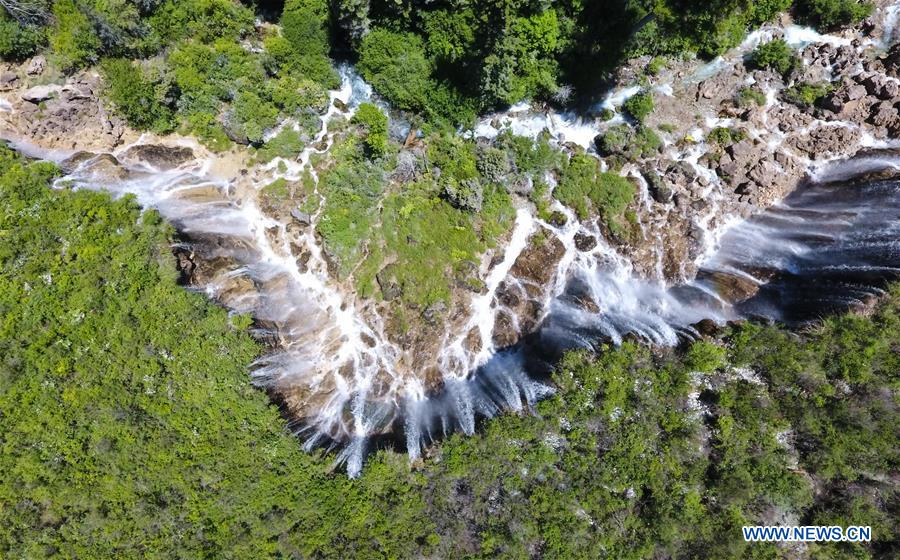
xmin=0 ymin=0 xmax=875 ymax=127
xmin=0 ymin=145 xmax=896 ymax=557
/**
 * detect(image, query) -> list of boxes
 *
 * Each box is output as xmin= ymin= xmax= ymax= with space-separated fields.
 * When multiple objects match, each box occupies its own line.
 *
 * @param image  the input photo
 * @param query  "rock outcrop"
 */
xmin=0 ymin=65 xmax=126 ymax=152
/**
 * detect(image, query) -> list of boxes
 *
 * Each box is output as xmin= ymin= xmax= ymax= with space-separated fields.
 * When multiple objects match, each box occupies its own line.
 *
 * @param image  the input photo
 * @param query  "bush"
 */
xmin=646 ymin=56 xmax=666 ymax=76
xmin=48 ymin=0 xmax=101 ymax=71
xmin=0 ymin=17 xmax=45 ymax=60
xmin=232 ymin=89 xmax=280 ymax=145
xmin=796 ymin=0 xmax=874 ymax=30
xmin=358 ymin=29 xmax=433 ymax=114
xmin=351 ymin=103 xmax=388 ymax=158
xmin=101 ymin=58 xmax=174 ymax=133
xmin=748 ymin=38 xmax=797 ymax=77
xmin=622 ymin=90 xmax=654 ymax=123
xmin=554 ymin=153 xmax=634 ymax=227
xmin=707 ymin=126 xmax=747 ymax=146
xmin=783 ymin=82 xmax=834 ymax=107
xmin=737 ymin=86 xmax=767 ymax=107
xmin=280 ymin=0 xmax=338 ymax=87
xmin=596 ymin=124 xmax=661 ymax=161
xmin=254 ymin=128 xmax=305 ymax=163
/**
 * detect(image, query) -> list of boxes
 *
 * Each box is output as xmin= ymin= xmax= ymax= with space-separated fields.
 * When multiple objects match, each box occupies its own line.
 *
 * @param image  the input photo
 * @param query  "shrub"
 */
xmin=232 ymin=89 xmax=280 ymax=145
xmin=596 ymin=124 xmax=661 ymax=161
xmin=0 ymin=17 xmax=45 ymax=60
xmin=476 ymin=146 xmax=510 ymax=184
xmin=358 ymin=29 xmax=433 ymax=114
xmin=646 ymin=56 xmax=666 ymax=76
xmin=707 ymin=126 xmax=747 ymax=146
xmin=748 ymin=38 xmax=797 ymax=77
xmin=782 ymin=81 xmax=834 ymax=107
xmin=280 ymin=0 xmax=338 ymax=87
xmin=351 ymin=102 xmax=388 ymax=158
xmin=796 ymin=0 xmax=874 ymax=30
xmin=101 ymin=58 xmax=174 ymax=133
xmin=622 ymin=91 xmax=654 ymax=123
xmin=254 ymin=128 xmax=305 ymax=163
xmin=48 ymin=0 xmax=101 ymax=71
xmin=553 ymin=153 xmax=634 ymax=227
xmin=737 ymin=86 xmax=767 ymax=107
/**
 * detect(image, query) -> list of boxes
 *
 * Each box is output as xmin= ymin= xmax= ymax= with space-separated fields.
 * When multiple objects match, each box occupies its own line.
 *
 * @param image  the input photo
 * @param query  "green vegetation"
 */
xmin=596 ymin=123 xmax=662 ymax=161
xmin=253 ymin=128 xmax=305 ymax=163
xmin=314 ymin=130 xmax=516 ymax=308
xmin=1 ymin=0 xmax=337 ymax=151
xmin=738 ymin=85 xmax=768 ymax=107
xmin=553 ymin=152 xmax=635 ymax=235
xmin=623 ymin=90 xmax=655 ymax=123
xmin=783 ymin=81 xmax=835 ymax=107
xmin=707 ymin=126 xmax=747 ymax=145
xmin=646 ymin=56 xmax=666 ymax=76
xmin=100 ymin=58 xmax=174 ymax=133
xmin=796 ymin=0 xmax=874 ymax=30
xmin=748 ymin=38 xmax=798 ymax=77
xmin=0 ymin=144 xmax=434 ymax=558
xmin=3 ymin=146 xmax=895 ymax=556
xmin=0 ymin=12 xmax=45 ymax=60
xmin=351 ymin=102 xmax=388 ymax=158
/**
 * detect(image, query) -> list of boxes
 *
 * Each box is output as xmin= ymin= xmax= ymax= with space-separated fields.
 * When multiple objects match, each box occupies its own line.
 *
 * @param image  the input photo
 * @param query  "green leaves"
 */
xmin=748 ymin=38 xmax=799 ymax=77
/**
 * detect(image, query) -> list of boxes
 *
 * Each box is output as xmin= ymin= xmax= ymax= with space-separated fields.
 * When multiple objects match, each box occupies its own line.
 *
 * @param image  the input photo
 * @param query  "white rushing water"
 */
xmin=4 ymin=4 xmax=899 ymax=475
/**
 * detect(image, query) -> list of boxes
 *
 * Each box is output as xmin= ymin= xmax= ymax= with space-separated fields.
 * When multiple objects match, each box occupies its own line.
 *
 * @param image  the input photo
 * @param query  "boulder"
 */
xmin=867 ymin=101 xmax=899 ymax=129
xmin=573 ymin=232 xmax=597 ymax=252
xmin=376 ymin=264 xmax=401 ymax=301
xmin=122 ymin=144 xmax=194 ymax=170
xmin=509 ymin=232 xmax=565 ymax=287
xmin=21 ymin=85 xmax=59 ymax=103
xmin=290 ymin=208 xmax=312 ymax=227
xmin=0 ymin=71 xmax=18 ymax=91
xmin=641 ymin=167 xmax=673 ymax=203
xmin=25 ymin=56 xmax=46 ymax=76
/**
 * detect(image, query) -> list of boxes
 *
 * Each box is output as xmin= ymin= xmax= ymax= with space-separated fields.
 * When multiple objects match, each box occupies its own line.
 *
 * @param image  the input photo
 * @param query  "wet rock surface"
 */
xmin=121 ymin=144 xmax=195 ymax=170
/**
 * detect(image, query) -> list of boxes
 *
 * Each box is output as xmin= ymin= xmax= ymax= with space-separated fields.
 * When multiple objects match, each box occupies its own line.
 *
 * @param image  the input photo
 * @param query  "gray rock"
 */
xmin=26 ymin=55 xmax=46 ymax=76
xmin=376 ymin=264 xmax=402 ymax=301
xmin=290 ymin=208 xmax=312 ymax=227
xmin=868 ymin=101 xmax=899 ymax=128
xmin=0 ymin=71 xmax=18 ymax=91
xmin=574 ymin=232 xmax=597 ymax=252
xmin=641 ymin=167 xmax=673 ymax=203
xmin=122 ymin=144 xmax=194 ymax=170
xmin=422 ymin=301 xmax=447 ymax=324
xmin=21 ymin=85 xmax=59 ymax=103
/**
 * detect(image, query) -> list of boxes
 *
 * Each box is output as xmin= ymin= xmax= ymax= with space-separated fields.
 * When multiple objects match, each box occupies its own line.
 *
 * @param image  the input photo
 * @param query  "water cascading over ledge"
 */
xmin=4 ymin=6 xmax=900 ymax=472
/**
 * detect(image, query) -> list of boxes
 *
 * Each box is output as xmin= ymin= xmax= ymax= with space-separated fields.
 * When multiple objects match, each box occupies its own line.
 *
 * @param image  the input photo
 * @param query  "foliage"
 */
xmin=0 ymin=145 xmax=435 ymax=559
xmin=1 ymin=143 xmax=897 ymax=558
xmin=100 ymin=58 xmax=174 ymax=133
xmin=279 ymin=0 xmax=338 ymax=87
xmin=253 ymin=127 xmax=305 ymax=163
xmin=596 ymin=124 xmax=662 ymax=161
xmin=795 ymin=0 xmax=874 ymax=30
xmin=646 ymin=56 xmax=666 ymax=76
xmin=623 ymin=90 xmax=654 ymax=123
xmin=351 ymin=102 xmax=388 ymax=158
xmin=783 ymin=81 xmax=834 ymax=107
xmin=707 ymin=126 xmax=747 ymax=145
xmin=737 ymin=85 xmax=768 ymax=107
xmin=748 ymin=38 xmax=798 ymax=77
xmin=48 ymin=0 xmax=101 ymax=70
xmin=554 ymin=152 xmax=635 ymax=231
xmin=0 ymin=13 xmax=44 ymax=60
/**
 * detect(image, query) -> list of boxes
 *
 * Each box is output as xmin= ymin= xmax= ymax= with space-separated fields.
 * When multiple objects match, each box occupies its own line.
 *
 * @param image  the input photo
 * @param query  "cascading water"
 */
xmin=3 ymin=4 xmax=899 ymax=475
